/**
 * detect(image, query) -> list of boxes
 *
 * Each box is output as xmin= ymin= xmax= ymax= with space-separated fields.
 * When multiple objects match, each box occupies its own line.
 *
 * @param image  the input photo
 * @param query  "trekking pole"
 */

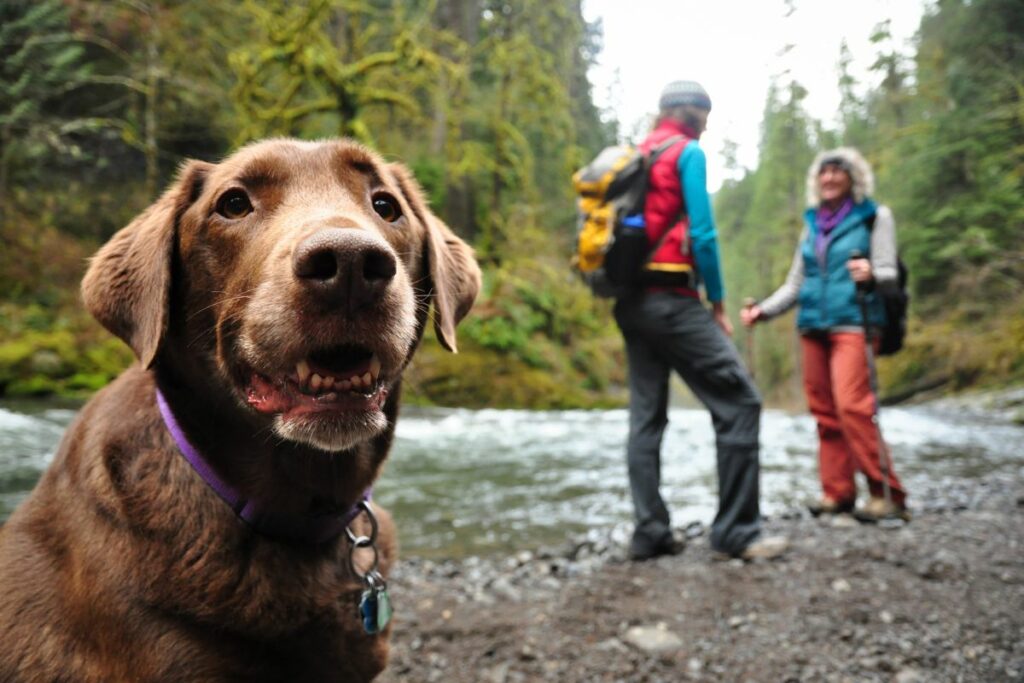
xmin=742 ymin=297 xmax=757 ymax=380
xmin=849 ymin=250 xmax=903 ymax=529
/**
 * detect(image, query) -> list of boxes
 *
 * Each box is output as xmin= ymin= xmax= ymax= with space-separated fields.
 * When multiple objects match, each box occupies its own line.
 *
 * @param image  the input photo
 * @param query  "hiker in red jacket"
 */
xmin=616 ymin=80 xmax=788 ymax=561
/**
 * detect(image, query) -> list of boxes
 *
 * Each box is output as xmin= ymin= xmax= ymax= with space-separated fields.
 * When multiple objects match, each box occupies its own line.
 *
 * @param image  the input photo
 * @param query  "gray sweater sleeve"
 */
xmin=870 ymin=205 xmax=899 ymax=292
xmin=757 ymin=226 xmax=806 ymax=320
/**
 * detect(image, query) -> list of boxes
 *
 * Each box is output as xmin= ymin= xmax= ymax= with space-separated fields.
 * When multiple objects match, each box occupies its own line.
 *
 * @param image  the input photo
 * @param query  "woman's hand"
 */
xmin=740 ymin=303 xmax=762 ymax=327
xmin=846 ymin=257 xmax=873 ymax=283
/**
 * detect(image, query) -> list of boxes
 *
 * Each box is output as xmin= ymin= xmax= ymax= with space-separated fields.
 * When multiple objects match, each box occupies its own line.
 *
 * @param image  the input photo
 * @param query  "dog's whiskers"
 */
xmin=187 ymin=289 xmax=259 ymax=322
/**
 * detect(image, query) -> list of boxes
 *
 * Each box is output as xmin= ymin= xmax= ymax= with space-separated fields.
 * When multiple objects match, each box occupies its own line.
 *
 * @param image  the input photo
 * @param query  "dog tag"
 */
xmin=374 ymin=587 xmax=392 ymax=632
xmin=359 ymin=588 xmax=380 ymax=634
xmin=359 ymin=585 xmax=392 ymax=635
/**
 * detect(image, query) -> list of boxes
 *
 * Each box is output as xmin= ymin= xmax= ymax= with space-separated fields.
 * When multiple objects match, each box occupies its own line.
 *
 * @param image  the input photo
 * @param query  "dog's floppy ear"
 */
xmin=82 ymin=160 xmax=210 ymax=368
xmin=423 ymin=214 xmax=481 ymax=352
xmin=388 ymin=163 xmax=481 ymax=353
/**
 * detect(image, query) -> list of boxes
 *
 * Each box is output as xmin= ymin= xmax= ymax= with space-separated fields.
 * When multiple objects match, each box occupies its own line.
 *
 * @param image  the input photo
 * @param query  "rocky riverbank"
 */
xmin=378 ymin=474 xmax=1024 ymax=682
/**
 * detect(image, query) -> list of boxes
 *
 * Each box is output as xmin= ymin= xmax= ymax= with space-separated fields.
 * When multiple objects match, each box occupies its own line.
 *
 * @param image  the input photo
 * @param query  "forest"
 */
xmin=1 ymin=0 xmax=1022 ymax=409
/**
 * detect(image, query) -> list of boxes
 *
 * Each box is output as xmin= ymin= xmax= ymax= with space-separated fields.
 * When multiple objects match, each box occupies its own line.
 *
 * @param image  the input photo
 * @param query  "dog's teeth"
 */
xmin=369 ymin=356 xmax=382 ymax=380
xmin=362 ymin=372 xmax=372 ymax=385
xmin=350 ymin=375 xmax=362 ymax=389
xmin=322 ymin=376 xmax=335 ymax=390
xmin=320 ymin=392 xmax=337 ymax=402
xmin=339 ymin=379 xmax=352 ymax=391
xmin=296 ymin=360 xmax=311 ymax=384
xmin=310 ymin=373 xmax=323 ymax=391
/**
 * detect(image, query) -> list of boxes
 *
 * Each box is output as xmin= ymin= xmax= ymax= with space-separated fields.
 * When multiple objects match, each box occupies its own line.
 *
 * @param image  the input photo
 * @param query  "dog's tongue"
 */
xmin=247 ymin=374 xmax=294 ymax=414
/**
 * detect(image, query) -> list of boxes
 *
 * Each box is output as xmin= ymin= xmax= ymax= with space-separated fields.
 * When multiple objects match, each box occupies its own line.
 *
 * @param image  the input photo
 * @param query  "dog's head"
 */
xmin=82 ymin=139 xmax=480 ymax=451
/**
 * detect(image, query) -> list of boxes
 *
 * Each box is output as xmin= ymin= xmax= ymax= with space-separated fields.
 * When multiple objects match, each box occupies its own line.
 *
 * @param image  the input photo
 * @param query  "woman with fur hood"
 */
xmin=741 ymin=148 xmax=909 ymax=522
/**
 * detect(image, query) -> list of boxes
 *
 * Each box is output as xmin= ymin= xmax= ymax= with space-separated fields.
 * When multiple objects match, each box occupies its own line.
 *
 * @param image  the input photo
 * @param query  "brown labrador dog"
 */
xmin=0 ymin=139 xmax=480 ymax=681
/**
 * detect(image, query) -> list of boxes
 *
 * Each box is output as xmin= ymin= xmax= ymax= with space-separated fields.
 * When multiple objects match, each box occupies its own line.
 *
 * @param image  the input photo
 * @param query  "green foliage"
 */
xmin=879 ymin=295 xmax=1024 ymax=399
xmin=229 ymin=0 xmax=453 ymax=144
xmin=0 ymin=0 xmax=90 ymax=222
xmin=0 ymin=0 xmax=619 ymax=408
xmin=446 ymin=243 xmax=626 ymax=407
xmin=717 ymin=81 xmax=818 ymax=394
xmin=5 ymin=0 xmax=1020 ymax=408
xmin=0 ymin=303 xmax=133 ymax=398
xmin=718 ymin=0 xmax=1024 ymax=401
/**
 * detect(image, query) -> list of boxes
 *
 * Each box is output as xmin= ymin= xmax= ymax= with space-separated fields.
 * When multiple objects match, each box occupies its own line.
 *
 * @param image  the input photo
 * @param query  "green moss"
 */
xmin=878 ymin=296 xmax=1024 ymax=401
xmin=404 ymin=335 xmax=626 ymax=410
xmin=0 ymin=303 xmax=133 ymax=399
xmin=6 ymin=375 xmax=62 ymax=396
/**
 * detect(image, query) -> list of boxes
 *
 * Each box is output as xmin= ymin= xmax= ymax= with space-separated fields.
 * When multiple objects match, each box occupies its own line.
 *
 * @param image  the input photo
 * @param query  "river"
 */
xmin=2 ymin=394 xmax=1022 ymax=558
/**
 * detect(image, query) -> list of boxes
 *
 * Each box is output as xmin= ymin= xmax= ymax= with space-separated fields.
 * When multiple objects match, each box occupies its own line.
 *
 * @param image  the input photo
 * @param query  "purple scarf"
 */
xmin=814 ymin=198 xmax=853 ymax=266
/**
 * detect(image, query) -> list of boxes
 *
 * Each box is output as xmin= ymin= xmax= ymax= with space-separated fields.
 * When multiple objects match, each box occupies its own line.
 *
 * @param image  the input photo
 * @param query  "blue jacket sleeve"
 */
xmin=678 ymin=143 xmax=724 ymax=302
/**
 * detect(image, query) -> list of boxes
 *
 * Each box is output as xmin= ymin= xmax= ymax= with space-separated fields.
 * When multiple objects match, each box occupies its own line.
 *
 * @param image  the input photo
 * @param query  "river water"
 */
xmin=2 ymin=396 xmax=1022 ymax=558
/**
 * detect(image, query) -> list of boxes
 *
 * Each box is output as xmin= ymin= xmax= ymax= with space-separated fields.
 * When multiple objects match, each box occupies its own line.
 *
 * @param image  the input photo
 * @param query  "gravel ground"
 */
xmin=377 ymin=475 xmax=1024 ymax=682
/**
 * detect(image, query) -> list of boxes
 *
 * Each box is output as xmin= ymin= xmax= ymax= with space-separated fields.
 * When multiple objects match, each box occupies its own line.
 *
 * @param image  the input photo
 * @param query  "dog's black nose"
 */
xmin=293 ymin=229 xmax=397 ymax=312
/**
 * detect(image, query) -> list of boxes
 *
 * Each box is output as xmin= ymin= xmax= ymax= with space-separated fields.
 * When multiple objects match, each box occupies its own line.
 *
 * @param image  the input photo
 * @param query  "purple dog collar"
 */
xmin=156 ymin=388 xmax=368 ymax=544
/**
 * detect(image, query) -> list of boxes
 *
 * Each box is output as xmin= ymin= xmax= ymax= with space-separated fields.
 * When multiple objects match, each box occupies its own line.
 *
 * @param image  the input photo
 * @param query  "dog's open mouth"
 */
xmin=245 ymin=344 xmax=388 ymax=419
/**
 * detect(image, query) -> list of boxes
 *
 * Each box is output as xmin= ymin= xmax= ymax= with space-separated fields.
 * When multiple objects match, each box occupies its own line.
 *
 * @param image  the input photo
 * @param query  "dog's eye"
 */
xmin=216 ymin=190 xmax=253 ymax=219
xmin=371 ymin=193 xmax=402 ymax=222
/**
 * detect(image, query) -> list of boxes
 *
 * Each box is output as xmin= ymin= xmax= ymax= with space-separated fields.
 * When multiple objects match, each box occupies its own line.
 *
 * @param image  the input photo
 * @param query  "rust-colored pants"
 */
xmin=801 ymin=332 xmax=907 ymax=506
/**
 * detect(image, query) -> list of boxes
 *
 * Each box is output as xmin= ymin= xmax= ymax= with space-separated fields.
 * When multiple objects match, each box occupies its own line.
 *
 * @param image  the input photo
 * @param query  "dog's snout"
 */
xmin=293 ymin=228 xmax=397 ymax=311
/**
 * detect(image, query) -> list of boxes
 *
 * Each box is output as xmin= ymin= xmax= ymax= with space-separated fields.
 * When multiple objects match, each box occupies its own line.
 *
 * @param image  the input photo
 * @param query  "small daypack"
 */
xmin=571 ymin=137 xmax=684 ymax=298
xmin=867 ymin=213 xmax=910 ymax=356
xmin=877 ymin=256 xmax=909 ymax=356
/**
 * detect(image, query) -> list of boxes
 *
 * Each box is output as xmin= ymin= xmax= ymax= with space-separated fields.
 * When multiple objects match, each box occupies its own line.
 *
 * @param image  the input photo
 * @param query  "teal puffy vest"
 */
xmin=796 ymin=200 xmax=886 ymax=331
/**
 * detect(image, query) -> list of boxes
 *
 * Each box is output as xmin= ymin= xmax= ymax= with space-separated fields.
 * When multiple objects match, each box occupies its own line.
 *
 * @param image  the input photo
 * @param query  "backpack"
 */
xmin=867 ymin=213 xmax=909 ymax=356
xmin=571 ymin=136 xmax=684 ymax=298
xmin=876 ymin=257 xmax=909 ymax=355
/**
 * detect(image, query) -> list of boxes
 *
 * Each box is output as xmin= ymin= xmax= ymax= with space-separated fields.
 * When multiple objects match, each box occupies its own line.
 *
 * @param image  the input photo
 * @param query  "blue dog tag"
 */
xmin=359 ymin=586 xmax=392 ymax=634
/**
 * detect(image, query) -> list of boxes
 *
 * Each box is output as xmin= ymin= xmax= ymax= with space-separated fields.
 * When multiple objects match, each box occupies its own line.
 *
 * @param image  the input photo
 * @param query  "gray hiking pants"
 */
xmin=614 ymin=292 xmax=763 ymax=556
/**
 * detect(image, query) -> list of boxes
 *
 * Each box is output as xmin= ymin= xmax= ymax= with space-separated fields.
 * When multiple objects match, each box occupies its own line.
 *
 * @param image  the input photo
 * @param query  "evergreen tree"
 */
xmin=0 ymin=0 xmax=90 ymax=225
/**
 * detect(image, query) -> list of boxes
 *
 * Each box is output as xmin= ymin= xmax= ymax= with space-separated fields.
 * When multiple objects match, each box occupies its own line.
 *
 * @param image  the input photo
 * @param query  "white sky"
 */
xmin=582 ymin=0 xmax=930 ymax=191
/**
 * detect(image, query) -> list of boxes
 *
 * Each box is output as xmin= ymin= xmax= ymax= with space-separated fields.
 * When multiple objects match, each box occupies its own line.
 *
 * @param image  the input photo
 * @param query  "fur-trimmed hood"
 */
xmin=806 ymin=147 xmax=875 ymax=206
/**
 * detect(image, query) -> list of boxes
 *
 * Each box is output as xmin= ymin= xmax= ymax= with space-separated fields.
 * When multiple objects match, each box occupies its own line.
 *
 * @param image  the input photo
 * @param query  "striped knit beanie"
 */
xmin=658 ymin=80 xmax=711 ymax=112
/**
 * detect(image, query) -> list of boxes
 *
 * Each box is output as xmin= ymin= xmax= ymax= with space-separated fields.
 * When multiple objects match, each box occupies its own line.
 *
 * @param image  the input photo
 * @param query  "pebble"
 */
xmin=831 ymin=514 xmax=860 ymax=529
xmin=916 ymin=549 xmax=965 ymax=580
xmin=831 ymin=578 xmax=852 ymax=592
xmin=880 ymin=610 xmax=894 ymax=624
xmin=592 ymin=638 xmax=628 ymax=653
xmin=892 ymin=668 xmax=925 ymax=683
xmin=489 ymin=576 xmax=522 ymax=602
xmin=623 ymin=625 xmax=684 ymax=654
xmin=483 ymin=663 xmax=510 ymax=683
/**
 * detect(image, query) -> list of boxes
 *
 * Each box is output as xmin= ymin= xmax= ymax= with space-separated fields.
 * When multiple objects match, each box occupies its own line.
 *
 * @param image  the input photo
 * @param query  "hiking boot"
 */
xmin=807 ymin=497 xmax=855 ymax=517
xmin=739 ymin=535 xmax=789 ymax=560
xmin=712 ymin=535 xmax=790 ymax=562
xmin=629 ymin=535 xmax=686 ymax=562
xmin=853 ymin=497 xmax=911 ymax=524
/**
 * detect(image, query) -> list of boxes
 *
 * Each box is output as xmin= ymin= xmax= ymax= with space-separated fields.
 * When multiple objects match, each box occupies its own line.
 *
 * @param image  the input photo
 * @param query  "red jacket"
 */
xmin=639 ymin=119 xmax=699 ymax=296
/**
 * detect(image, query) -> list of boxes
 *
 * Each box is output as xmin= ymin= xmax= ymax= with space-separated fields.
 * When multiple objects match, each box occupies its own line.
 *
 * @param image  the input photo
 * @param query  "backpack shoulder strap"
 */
xmin=646 ymin=135 xmax=688 ymax=164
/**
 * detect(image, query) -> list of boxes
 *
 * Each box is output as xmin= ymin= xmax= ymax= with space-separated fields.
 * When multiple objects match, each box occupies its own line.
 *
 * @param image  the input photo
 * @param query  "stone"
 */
xmin=831 ymin=514 xmax=860 ymax=529
xmin=916 ymin=549 xmax=965 ymax=581
xmin=892 ymin=668 xmax=925 ymax=683
xmin=489 ymin=576 xmax=522 ymax=602
xmin=831 ymin=578 xmax=852 ymax=592
xmin=623 ymin=625 xmax=684 ymax=654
